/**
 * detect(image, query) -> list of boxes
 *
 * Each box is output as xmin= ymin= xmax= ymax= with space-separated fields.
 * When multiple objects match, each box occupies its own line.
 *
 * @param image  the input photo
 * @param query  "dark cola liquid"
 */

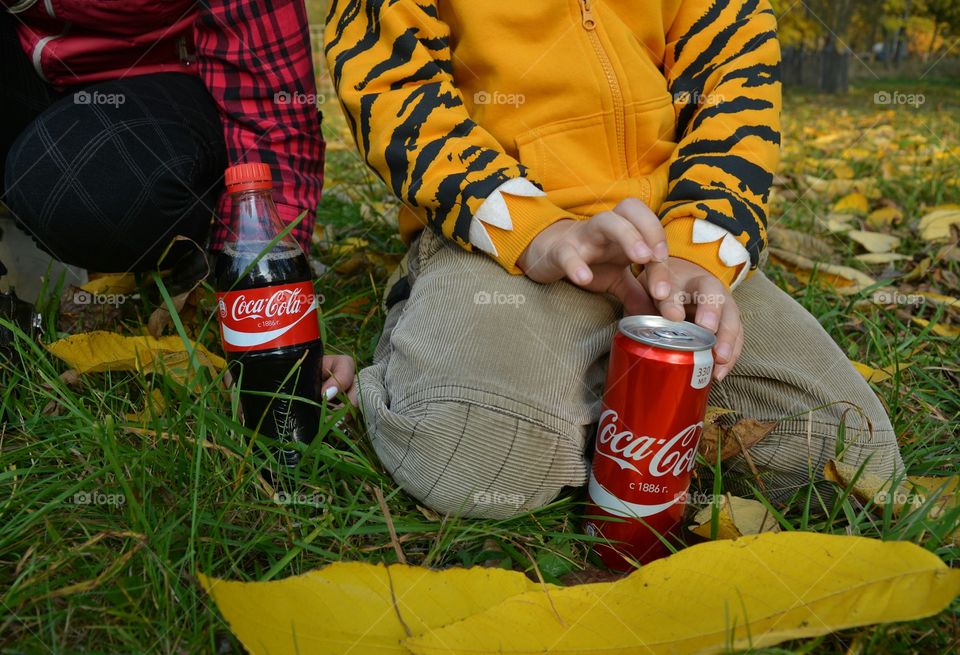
xmin=215 ymin=243 xmax=323 ymax=469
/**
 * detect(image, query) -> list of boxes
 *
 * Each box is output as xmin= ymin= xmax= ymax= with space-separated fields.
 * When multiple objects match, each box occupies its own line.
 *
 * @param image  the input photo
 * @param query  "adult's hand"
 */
xmin=321 ymin=355 xmax=357 ymax=405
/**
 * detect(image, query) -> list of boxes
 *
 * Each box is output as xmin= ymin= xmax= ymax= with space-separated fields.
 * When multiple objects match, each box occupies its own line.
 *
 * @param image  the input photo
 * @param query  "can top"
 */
xmin=618 ymin=315 xmax=716 ymax=352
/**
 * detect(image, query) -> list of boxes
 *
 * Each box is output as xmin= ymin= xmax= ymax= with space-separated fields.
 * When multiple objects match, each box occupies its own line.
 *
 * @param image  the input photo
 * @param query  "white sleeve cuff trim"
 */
xmin=691 ymin=219 xmax=751 ymax=289
xmin=469 ymin=178 xmax=545 ymax=257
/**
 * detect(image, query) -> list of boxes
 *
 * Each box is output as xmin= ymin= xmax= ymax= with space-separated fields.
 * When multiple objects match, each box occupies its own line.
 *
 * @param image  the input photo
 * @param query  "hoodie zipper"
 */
xmin=579 ymin=0 xmax=627 ymax=175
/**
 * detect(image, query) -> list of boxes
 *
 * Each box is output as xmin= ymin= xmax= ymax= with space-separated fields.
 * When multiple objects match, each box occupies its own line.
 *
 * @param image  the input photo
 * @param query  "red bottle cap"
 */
xmin=224 ymin=163 xmax=273 ymax=193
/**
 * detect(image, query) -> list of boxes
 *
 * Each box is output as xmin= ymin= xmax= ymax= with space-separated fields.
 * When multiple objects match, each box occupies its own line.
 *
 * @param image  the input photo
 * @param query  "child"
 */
xmin=325 ymin=0 xmax=903 ymax=517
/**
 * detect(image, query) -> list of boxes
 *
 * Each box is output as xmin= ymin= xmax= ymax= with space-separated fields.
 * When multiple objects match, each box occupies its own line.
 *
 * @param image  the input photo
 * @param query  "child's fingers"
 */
xmin=643 ymin=261 xmax=684 ymax=321
xmin=613 ymin=197 xmax=669 ymax=262
xmin=587 ymin=211 xmax=651 ymax=263
xmin=554 ymin=242 xmax=593 ymax=285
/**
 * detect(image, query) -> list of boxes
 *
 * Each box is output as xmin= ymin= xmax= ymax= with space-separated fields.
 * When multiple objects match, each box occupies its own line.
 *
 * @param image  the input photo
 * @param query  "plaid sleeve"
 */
xmin=195 ymin=0 xmax=325 ymax=251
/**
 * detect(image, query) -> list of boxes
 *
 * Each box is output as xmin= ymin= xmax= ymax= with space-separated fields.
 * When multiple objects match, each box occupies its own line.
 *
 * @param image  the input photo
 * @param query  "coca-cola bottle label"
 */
xmin=216 ymin=281 xmax=320 ymax=352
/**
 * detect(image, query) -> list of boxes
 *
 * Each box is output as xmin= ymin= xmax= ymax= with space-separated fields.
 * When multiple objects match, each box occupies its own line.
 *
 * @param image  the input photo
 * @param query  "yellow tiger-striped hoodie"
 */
xmin=325 ymin=0 xmax=781 ymax=287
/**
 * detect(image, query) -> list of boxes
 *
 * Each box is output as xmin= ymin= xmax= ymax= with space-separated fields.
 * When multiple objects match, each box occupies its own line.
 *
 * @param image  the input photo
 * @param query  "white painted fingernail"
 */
xmin=324 ymin=386 xmax=339 ymax=401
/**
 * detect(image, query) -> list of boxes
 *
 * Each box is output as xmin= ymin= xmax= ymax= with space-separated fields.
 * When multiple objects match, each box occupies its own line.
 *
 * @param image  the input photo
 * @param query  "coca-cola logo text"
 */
xmin=229 ymin=289 xmax=315 ymax=322
xmin=595 ymin=409 xmax=702 ymax=478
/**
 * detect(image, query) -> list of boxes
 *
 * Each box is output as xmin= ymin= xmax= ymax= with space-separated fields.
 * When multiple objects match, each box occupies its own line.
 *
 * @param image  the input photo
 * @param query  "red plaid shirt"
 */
xmin=196 ymin=0 xmax=325 ymax=251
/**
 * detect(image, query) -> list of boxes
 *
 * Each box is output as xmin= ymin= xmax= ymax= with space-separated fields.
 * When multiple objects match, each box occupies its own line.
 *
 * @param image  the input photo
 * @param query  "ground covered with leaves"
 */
xmin=0 ymin=79 xmax=958 ymax=653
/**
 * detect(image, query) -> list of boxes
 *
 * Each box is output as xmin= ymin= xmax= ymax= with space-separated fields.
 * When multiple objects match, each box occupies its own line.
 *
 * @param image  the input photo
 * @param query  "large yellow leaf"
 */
xmin=198 ymin=563 xmax=550 ymax=655
xmin=46 ymin=331 xmax=225 ymax=375
xmin=404 ymin=533 xmax=960 ymax=655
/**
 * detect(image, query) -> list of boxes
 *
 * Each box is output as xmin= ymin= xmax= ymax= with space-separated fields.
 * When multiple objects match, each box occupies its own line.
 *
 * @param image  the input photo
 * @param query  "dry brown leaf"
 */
xmin=704 ymin=406 xmax=737 ymax=424
xmin=699 ymin=418 xmax=777 ymax=462
xmin=147 ymin=288 xmax=198 ymax=338
xmin=690 ymin=495 xmax=780 ymax=540
xmin=768 ymin=226 xmax=834 ymax=259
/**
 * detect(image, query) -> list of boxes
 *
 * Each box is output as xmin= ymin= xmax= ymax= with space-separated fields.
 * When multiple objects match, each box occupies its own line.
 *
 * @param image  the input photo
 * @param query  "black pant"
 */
xmin=0 ymin=12 xmax=226 ymax=272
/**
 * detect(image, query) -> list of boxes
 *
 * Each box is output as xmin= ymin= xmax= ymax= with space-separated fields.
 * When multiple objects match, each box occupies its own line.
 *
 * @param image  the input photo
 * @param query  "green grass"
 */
xmin=1 ymin=80 xmax=959 ymax=653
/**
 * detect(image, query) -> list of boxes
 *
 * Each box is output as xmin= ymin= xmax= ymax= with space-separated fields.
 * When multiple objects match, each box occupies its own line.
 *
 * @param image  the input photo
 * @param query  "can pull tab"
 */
xmin=653 ymin=328 xmax=694 ymax=341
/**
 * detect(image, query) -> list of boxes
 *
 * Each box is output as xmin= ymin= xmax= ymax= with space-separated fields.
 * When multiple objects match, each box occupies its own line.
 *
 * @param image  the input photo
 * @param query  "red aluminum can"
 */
xmin=584 ymin=315 xmax=716 ymax=570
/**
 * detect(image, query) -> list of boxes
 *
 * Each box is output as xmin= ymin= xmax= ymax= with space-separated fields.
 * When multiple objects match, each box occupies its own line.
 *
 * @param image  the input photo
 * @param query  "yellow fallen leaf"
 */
xmin=199 ymin=562 xmax=549 ymax=655
xmin=908 ymin=475 xmax=959 ymax=520
xmin=46 ymin=331 xmax=225 ymax=375
xmin=833 ymin=192 xmax=869 ymax=215
xmin=405 ymin=533 xmax=960 ymax=655
xmin=847 ymin=230 xmax=901 ymax=254
xmin=866 ymin=206 xmax=903 ymax=228
xmin=914 ymin=291 xmax=960 ymax=307
xmin=854 ymin=253 xmax=911 ymax=265
xmin=769 ymin=248 xmax=876 ymax=295
xmin=825 ymin=460 xmax=958 ymax=526
xmin=911 ymin=317 xmax=960 ymax=338
xmin=124 ymin=389 xmax=166 ymax=423
xmin=832 ymin=162 xmax=855 ymax=180
xmin=690 ymin=495 xmax=780 ymax=540
xmin=814 ymin=212 xmax=856 ymax=234
xmin=918 ymin=206 xmax=960 ymax=242
xmin=803 ymin=176 xmax=878 ymax=199
xmin=850 ymin=360 xmax=911 ymax=383
xmin=80 ymin=273 xmax=138 ymax=296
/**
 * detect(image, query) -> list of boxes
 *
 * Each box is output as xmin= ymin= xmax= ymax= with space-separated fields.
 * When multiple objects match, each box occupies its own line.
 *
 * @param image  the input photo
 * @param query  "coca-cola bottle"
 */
xmin=214 ymin=163 xmax=323 ymax=469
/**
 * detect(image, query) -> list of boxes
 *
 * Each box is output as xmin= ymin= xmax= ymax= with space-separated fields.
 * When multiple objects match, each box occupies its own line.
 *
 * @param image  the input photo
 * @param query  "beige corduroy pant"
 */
xmin=358 ymin=230 xmax=904 ymax=518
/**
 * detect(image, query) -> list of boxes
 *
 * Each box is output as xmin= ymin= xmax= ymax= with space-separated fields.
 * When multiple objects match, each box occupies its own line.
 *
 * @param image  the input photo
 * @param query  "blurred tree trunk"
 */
xmin=891 ymin=0 xmax=913 ymax=69
xmin=812 ymin=0 xmax=854 ymax=94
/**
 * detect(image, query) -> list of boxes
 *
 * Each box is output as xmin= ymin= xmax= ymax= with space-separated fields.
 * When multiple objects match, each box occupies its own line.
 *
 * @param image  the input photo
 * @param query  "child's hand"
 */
xmin=517 ymin=198 xmax=680 ymax=316
xmin=639 ymin=257 xmax=742 ymax=381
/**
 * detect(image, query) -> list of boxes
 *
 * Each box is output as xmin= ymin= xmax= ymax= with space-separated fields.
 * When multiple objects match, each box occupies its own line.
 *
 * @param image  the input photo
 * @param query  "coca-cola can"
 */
xmin=584 ymin=315 xmax=716 ymax=569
